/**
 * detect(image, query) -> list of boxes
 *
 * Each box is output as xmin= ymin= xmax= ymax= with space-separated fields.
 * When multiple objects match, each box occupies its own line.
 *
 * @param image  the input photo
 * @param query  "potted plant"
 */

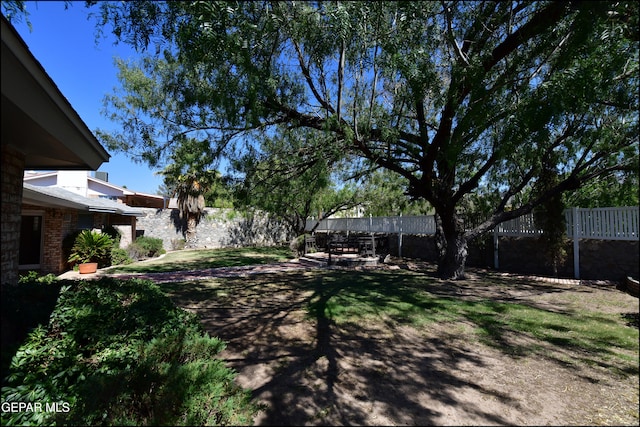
xmin=68 ymin=230 xmax=114 ymax=274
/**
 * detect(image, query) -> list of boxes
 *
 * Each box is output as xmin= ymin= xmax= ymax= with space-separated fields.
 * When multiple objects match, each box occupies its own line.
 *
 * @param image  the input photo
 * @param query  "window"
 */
xmin=19 ymin=215 xmax=43 ymax=266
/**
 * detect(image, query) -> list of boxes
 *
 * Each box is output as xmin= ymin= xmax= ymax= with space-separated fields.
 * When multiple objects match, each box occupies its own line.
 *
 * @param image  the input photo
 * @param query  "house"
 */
xmin=20 ymin=183 xmax=144 ymax=275
xmin=2 ymin=15 xmax=110 ymax=284
xmin=24 ymin=170 xmax=167 ymax=208
xmin=20 ymin=170 xmax=164 ymax=275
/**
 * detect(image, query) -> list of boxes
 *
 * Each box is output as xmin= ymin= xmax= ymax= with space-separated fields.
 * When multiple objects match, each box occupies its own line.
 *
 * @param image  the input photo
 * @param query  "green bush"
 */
xmin=101 ymin=225 xmax=122 ymax=246
xmin=68 ymin=230 xmax=114 ymax=267
xmin=2 ymin=274 xmax=63 ymax=384
xmin=1 ymin=277 xmax=258 ymax=426
xmin=128 ymin=236 xmax=165 ymax=260
xmin=290 ymin=234 xmax=307 ymax=257
xmin=171 ymin=238 xmax=187 ymax=251
xmin=110 ymin=247 xmax=132 ymax=266
xmin=62 ymin=230 xmax=83 ymax=270
xmin=126 ymin=241 xmax=146 ymax=260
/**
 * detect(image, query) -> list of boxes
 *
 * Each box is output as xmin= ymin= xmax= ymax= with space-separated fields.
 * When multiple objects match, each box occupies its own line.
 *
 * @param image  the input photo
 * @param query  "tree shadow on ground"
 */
xmin=161 ymin=271 xmax=524 ymax=425
xmin=161 ymin=267 xmax=638 ymax=425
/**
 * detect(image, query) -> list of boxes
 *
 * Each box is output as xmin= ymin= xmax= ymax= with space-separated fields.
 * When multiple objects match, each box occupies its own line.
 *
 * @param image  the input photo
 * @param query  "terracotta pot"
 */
xmin=78 ymin=262 xmax=98 ymax=274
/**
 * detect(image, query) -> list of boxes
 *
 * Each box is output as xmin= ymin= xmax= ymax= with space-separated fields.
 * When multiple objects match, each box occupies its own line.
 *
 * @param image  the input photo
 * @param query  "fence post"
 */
xmin=493 ymin=226 xmax=499 ymax=269
xmin=398 ymin=213 xmax=403 ymax=258
xmin=572 ymin=207 xmax=580 ymax=280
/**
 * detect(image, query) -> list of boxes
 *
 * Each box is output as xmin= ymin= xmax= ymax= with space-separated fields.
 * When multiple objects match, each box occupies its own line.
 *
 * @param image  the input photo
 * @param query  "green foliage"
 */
xmin=0 ymin=278 xmax=258 ymax=426
xmin=359 ymin=169 xmax=433 ymax=216
xmin=89 ymin=1 xmax=639 ymax=278
xmin=137 ymin=236 xmax=165 ymax=257
xmin=101 ymin=225 xmax=122 ymax=246
xmin=107 ymin=246 xmax=292 ymax=274
xmin=232 ymin=128 xmax=361 ymax=235
xmin=68 ymin=230 xmax=114 ymax=267
xmin=110 ymin=247 xmax=132 ymax=266
xmin=1 ymin=0 xmax=32 ymax=30
xmin=170 ymin=238 xmax=187 ymax=251
xmin=126 ymin=236 xmax=165 ymax=260
xmin=534 ymin=156 xmax=568 ymax=276
xmin=62 ymin=230 xmax=83 ymax=269
xmin=18 ymin=271 xmax=58 ymax=284
xmin=564 ymin=170 xmax=640 ymax=208
xmin=1 ymin=275 xmax=63 ymax=383
xmin=290 ymin=234 xmax=308 ymax=257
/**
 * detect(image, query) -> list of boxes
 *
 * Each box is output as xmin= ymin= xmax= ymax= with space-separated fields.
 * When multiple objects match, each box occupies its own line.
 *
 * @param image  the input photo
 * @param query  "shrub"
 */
xmin=2 ymin=274 xmax=63 ymax=383
xmin=126 ymin=236 xmax=166 ymax=261
xmin=62 ymin=230 xmax=83 ymax=269
xmin=290 ymin=234 xmax=307 ymax=257
xmin=171 ymin=238 xmax=186 ymax=251
xmin=101 ymin=225 xmax=122 ymax=247
xmin=1 ymin=278 xmax=258 ymax=426
xmin=110 ymin=247 xmax=132 ymax=266
xmin=68 ymin=230 xmax=114 ymax=268
xmin=131 ymin=236 xmax=165 ymax=258
xmin=126 ymin=241 xmax=147 ymax=260
xmin=18 ymin=270 xmax=58 ymax=284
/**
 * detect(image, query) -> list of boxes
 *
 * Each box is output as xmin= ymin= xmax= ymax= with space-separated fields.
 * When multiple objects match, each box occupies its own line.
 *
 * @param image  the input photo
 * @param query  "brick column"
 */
xmin=1 ymin=145 xmax=25 ymax=286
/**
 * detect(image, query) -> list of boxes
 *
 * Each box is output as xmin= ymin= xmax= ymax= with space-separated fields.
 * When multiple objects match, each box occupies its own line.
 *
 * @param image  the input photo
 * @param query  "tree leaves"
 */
xmin=87 ymin=1 xmax=638 ymax=277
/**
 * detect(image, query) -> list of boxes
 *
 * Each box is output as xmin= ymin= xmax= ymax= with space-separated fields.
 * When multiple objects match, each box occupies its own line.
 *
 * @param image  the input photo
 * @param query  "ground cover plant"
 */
xmin=105 ymin=245 xmax=293 ymax=274
xmin=5 ymin=248 xmax=637 ymax=425
xmin=1 ymin=276 xmax=258 ymax=426
xmin=1 ymin=272 xmax=62 ymax=384
xmin=148 ymin=254 xmax=638 ymax=425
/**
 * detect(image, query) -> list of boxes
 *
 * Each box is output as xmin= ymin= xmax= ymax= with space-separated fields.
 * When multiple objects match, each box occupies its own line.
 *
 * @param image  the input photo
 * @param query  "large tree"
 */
xmin=232 ymin=128 xmax=364 ymax=235
xmin=91 ymin=1 xmax=638 ymax=279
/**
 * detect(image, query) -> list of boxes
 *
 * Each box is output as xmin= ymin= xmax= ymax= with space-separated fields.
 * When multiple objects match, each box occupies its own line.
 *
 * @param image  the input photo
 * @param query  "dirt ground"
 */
xmin=123 ymin=258 xmax=640 ymax=426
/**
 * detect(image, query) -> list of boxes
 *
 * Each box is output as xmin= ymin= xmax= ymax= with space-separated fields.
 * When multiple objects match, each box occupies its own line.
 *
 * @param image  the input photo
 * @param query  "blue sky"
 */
xmin=10 ymin=1 xmax=165 ymax=195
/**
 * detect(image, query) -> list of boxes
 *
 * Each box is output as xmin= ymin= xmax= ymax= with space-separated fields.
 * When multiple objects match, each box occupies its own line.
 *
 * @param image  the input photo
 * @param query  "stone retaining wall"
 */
xmin=135 ymin=208 xmax=293 ymax=250
xmin=134 ymin=208 xmax=638 ymax=281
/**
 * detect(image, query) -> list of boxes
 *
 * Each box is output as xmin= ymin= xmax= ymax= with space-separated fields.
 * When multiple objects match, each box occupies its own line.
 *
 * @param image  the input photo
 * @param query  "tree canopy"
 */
xmin=90 ymin=1 xmax=639 ymax=278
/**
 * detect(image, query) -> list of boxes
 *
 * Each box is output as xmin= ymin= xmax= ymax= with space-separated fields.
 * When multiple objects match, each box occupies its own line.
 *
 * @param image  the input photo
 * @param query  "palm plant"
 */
xmin=68 ymin=230 xmax=114 ymax=267
xmin=175 ymin=173 xmax=207 ymax=247
xmin=159 ymin=138 xmax=223 ymax=248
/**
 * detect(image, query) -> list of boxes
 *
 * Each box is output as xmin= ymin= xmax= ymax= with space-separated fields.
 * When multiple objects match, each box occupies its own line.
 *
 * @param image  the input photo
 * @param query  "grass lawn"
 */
xmin=104 ymin=245 xmax=294 ymax=274
xmin=153 ymin=260 xmax=639 ymax=425
xmin=62 ymin=246 xmax=638 ymax=424
xmin=104 ymin=246 xmax=638 ymax=371
xmin=161 ymin=267 xmax=639 ymax=373
xmin=155 ymin=261 xmax=638 ymax=425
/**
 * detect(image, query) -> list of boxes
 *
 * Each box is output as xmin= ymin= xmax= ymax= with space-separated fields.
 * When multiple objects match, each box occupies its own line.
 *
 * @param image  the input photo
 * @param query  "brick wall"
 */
xmin=42 ymin=208 xmax=63 ymax=274
xmin=17 ymin=205 xmax=136 ymax=276
xmin=1 ymin=145 xmax=25 ymax=285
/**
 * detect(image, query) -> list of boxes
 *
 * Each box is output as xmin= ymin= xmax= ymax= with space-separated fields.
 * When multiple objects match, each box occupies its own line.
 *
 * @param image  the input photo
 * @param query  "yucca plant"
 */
xmin=68 ymin=230 xmax=114 ymax=267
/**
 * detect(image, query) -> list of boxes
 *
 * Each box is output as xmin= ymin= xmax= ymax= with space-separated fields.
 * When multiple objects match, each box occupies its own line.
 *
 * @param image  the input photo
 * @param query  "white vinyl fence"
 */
xmin=306 ymin=206 xmax=639 ymax=279
xmin=306 ymin=214 xmax=437 ymax=235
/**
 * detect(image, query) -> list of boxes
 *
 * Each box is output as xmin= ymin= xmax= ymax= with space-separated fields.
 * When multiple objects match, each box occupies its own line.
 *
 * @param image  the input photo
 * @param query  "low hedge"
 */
xmin=1 ymin=276 xmax=258 ymax=426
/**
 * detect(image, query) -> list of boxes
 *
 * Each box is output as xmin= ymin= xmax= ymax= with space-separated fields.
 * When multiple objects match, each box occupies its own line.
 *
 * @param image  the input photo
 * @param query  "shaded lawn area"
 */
xmin=105 ymin=245 xmax=294 ymax=274
xmin=158 ymin=266 xmax=639 ymax=426
xmin=162 ymin=268 xmax=639 ymax=373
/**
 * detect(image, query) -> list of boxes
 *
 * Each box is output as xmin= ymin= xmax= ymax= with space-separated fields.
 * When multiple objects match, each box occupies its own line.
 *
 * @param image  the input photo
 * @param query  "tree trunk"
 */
xmin=435 ymin=213 xmax=468 ymax=280
xmin=185 ymin=214 xmax=198 ymax=248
